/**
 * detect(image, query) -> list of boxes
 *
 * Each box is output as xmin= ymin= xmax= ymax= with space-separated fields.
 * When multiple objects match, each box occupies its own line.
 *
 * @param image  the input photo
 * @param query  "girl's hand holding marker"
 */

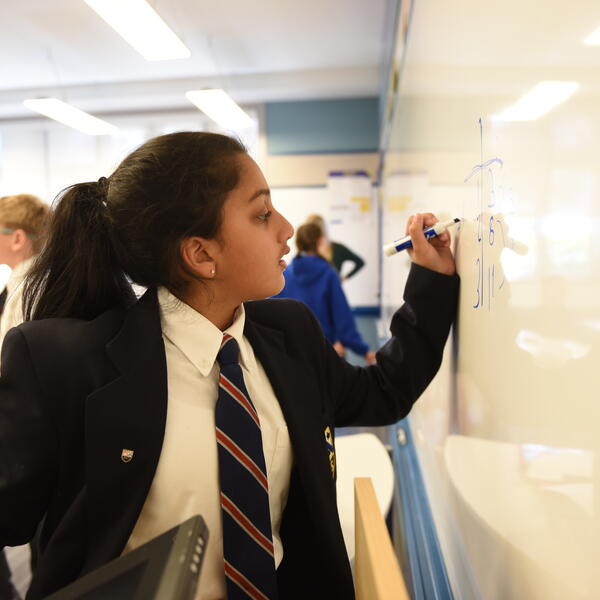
xmin=383 ymin=213 xmax=459 ymax=276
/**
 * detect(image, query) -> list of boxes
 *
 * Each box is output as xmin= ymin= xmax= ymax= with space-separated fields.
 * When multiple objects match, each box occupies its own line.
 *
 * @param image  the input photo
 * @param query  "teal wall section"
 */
xmin=265 ymin=97 xmax=379 ymax=154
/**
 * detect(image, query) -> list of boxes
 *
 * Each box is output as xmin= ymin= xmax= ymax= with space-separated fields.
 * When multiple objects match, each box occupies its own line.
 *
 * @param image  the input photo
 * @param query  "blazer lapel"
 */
xmin=83 ymin=288 xmax=168 ymax=571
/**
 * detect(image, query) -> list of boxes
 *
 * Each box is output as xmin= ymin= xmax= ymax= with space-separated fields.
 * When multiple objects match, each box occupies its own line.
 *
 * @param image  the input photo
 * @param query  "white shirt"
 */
xmin=124 ymin=287 xmax=293 ymax=600
xmin=0 ymin=256 xmax=35 ymax=352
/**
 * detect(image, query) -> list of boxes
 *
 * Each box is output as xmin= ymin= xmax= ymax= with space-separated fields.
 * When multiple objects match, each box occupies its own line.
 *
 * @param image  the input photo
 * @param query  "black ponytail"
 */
xmin=23 ymin=180 xmax=134 ymax=321
xmin=24 ymin=131 xmax=246 ymax=321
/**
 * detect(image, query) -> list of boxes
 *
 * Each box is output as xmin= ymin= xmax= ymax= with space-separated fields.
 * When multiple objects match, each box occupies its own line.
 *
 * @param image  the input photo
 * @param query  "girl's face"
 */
xmin=213 ymin=154 xmax=293 ymax=302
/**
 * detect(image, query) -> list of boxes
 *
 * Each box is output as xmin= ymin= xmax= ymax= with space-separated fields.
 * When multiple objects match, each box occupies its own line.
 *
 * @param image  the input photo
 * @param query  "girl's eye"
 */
xmin=258 ymin=210 xmax=272 ymax=222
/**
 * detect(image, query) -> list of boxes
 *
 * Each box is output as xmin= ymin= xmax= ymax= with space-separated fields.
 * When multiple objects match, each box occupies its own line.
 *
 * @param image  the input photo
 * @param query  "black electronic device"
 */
xmin=43 ymin=515 xmax=208 ymax=600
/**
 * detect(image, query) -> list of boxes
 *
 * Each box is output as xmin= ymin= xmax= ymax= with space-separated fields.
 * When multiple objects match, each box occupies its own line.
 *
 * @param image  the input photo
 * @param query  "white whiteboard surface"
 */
xmin=381 ymin=2 xmax=600 ymax=598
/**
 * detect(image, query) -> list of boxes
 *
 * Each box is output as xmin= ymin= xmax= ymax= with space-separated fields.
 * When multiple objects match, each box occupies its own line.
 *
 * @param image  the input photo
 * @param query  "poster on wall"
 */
xmin=326 ymin=171 xmax=379 ymax=308
xmin=380 ymin=170 xmax=429 ymax=325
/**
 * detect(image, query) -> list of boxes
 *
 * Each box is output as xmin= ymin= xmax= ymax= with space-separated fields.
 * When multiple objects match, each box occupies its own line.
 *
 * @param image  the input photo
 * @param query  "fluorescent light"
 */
xmin=84 ymin=0 xmax=190 ymax=61
xmin=493 ymin=81 xmax=579 ymax=121
xmin=186 ymin=89 xmax=254 ymax=130
xmin=23 ymin=98 xmax=119 ymax=135
xmin=583 ymin=26 xmax=600 ymax=45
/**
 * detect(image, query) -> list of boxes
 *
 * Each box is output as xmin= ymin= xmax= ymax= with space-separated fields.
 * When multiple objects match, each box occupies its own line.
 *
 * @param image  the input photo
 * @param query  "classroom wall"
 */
xmin=0 ymin=98 xmax=382 ymax=307
xmin=265 ymin=98 xmax=379 ymax=154
xmin=261 ymin=97 xmax=380 ymax=186
xmin=264 ymin=153 xmax=379 ymax=187
xmin=0 ymin=108 xmax=259 ymax=202
xmin=262 ymin=97 xmax=382 ymax=309
xmin=0 ymin=98 xmax=381 ymax=196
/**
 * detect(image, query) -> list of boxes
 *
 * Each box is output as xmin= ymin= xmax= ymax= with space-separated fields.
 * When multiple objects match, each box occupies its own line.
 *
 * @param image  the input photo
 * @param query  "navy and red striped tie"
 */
xmin=215 ymin=334 xmax=278 ymax=599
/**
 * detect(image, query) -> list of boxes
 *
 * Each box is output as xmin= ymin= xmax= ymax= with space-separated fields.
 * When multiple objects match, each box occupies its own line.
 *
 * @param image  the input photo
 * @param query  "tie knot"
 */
xmin=217 ymin=334 xmax=240 ymax=367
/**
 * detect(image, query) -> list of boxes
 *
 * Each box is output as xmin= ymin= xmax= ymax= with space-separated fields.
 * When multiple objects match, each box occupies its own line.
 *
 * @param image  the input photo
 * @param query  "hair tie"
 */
xmin=96 ymin=176 xmax=109 ymax=207
xmin=97 ymin=176 xmax=109 ymax=193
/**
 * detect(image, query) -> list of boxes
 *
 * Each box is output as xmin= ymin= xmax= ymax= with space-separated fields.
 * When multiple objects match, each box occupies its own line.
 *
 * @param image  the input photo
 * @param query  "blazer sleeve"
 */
xmin=310 ymin=263 xmax=459 ymax=427
xmin=0 ymin=327 xmax=58 ymax=547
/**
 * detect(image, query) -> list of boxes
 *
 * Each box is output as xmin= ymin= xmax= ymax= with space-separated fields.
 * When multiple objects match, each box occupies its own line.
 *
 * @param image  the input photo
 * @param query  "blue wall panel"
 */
xmin=265 ymin=98 xmax=379 ymax=154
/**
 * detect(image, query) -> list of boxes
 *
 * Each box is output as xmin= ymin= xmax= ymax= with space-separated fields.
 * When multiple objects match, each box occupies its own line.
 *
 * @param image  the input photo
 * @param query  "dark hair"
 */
xmin=24 ymin=131 xmax=247 ymax=321
xmin=295 ymin=222 xmax=323 ymax=254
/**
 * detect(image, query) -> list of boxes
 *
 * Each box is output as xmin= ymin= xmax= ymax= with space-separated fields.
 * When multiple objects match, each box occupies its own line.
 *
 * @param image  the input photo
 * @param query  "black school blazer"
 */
xmin=0 ymin=264 xmax=458 ymax=600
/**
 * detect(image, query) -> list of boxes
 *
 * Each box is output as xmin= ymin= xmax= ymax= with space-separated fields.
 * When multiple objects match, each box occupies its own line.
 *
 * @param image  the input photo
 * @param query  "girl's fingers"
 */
xmin=406 ymin=212 xmax=439 ymax=235
xmin=407 ymin=213 xmax=430 ymax=254
xmin=431 ymin=231 xmax=451 ymax=246
xmin=420 ymin=212 xmax=438 ymax=228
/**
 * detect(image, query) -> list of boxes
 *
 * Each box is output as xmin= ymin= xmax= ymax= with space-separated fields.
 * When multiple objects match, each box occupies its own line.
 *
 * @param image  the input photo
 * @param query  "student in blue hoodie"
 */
xmin=274 ymin=222 xmax=376 ymax=365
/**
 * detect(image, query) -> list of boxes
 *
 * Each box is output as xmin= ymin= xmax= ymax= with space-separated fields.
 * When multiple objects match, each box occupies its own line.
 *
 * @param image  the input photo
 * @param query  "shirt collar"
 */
xmin=157 ymin=287 xmax=253 ymax=377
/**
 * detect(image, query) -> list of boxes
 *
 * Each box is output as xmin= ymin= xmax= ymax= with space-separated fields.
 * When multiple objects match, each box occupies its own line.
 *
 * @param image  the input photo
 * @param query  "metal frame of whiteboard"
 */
xmin=390 ymin=419 xmax=453 ymax=600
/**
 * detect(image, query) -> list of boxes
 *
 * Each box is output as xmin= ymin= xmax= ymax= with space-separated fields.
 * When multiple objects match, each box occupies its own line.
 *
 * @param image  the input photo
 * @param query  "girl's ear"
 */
xmin=10 ymin=229 xmax=29 ymax=253
xmin=180 ymin=236 xmax=217 ymax=279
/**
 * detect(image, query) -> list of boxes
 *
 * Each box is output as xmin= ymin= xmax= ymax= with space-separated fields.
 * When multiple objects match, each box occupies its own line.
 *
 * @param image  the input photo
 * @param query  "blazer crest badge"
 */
xmin=324 ymin=426 xmax=335 ymax=479
xmin=121 ymin=448 xmax=134 ymax=463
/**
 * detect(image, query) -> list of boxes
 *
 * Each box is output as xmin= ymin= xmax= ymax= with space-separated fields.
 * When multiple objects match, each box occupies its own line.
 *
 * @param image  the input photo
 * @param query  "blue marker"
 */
xmin=383 ymin=217 xmax=461 ymax=256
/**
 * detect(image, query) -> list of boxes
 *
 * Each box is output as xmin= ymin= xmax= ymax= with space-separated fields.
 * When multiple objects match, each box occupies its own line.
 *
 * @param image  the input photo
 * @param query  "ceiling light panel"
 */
xmin=23 ymin=98 xmax=119 ymax=135
xmin=84 ymin=0 xmax=191 ymax=61
xmin=186 ymin=90 xmax=254 ymax=130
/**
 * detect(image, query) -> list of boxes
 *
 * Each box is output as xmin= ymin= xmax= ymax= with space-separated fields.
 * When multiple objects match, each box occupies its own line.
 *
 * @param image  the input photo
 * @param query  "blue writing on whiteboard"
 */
xmin=467 ymin=119 xmax=508 ymax=311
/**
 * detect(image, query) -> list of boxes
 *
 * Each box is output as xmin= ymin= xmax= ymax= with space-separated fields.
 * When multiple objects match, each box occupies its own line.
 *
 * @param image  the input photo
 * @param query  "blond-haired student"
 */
xmin=0 ymin=193 xmax=50 ymax=350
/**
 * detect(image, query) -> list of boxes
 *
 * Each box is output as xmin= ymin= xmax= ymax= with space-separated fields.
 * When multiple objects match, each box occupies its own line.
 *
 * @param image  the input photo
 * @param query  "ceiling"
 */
xmin=4 ymin=1 xmax=600 ymax=124
xmin=0 ymin=0 xmax=389 ymax=119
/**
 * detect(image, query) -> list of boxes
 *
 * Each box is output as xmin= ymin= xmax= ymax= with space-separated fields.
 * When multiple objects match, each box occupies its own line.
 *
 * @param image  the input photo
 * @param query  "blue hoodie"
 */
xmin=273 ymin=254 xmax=369 ymax=356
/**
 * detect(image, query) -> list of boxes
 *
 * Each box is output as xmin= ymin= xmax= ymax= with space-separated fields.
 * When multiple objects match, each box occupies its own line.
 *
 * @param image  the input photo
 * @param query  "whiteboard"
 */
xmin=381 ymin=1 xmax=600 ymax=598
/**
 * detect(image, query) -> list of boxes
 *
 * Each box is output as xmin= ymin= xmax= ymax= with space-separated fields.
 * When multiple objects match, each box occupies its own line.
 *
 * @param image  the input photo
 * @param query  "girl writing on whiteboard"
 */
xmin=0 ymin=131 xmax=458 ymax=600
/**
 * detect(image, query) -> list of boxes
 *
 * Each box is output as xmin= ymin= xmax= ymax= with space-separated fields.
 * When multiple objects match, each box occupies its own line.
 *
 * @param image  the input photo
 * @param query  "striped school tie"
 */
xmin=215 ymin=334 xmax=278 ymax=600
